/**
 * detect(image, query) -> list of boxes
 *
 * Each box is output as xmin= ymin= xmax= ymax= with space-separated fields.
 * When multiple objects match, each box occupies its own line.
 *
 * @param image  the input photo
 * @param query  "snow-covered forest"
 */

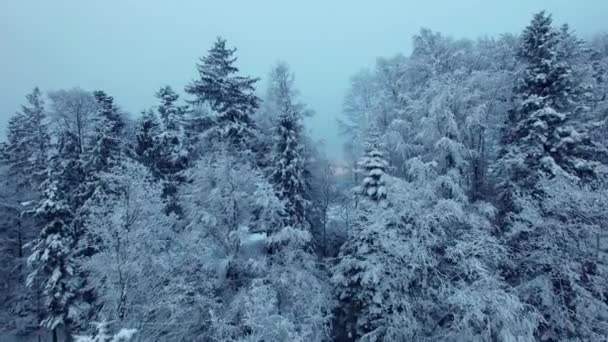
xmin=1 ymin=10 xmax=608 ymax=342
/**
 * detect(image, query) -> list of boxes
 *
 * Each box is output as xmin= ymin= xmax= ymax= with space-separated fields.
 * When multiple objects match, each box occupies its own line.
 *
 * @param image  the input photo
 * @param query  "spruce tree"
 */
xmin=155 ymin=86 xmax=188 ymax=217
xmin=357 ymin=131 xmax=388 ymax=202
xmin=88 ymin=90 xmax=125 ymax=172
xmin=185 ymin=37 xmax=259 ymax=148
xmin=269 ymin=63 xmax=310 ymax=228
xmin=135 ymin=109 xmax=162 ymax=174
xmin=0 ymin=88 xmax=50 ymax=336
xmin=493 ymin=12 xmax=608 ymax=340
xmin=3 ymin=87 xmax=50 ymax=189
xmin=27 ymin=143 xmax=87 ymax=342
xmin=155 ymin=86 xmax=188 ymax=176
xmin=495 ymin=11 xmax=601 ymax=214
xmin=333 ymin=136 xmax=399 ymax=341
xmin=156 ymin=86 xmax=188 ymax=132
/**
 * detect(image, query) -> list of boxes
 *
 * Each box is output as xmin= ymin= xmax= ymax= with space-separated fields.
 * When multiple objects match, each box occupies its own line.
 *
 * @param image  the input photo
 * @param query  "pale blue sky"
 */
xmin=1 ymin=0 xmax=607 ymax=158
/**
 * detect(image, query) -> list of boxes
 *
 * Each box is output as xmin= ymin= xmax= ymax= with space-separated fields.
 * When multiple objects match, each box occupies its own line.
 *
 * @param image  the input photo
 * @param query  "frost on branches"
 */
xmin=185 ymin=37 xmax=260 ymax=149
xmin=26 ymin=179 xmax=85 ymax=337
xmin=356 ymin=131 xmax=388 ymax=202
xmin=334 ymin=160 xmax=536 ymax=341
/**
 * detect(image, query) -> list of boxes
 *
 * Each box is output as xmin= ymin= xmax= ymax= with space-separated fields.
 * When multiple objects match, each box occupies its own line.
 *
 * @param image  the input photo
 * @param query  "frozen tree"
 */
xmin=27 ymin=153 xmax=87 ymax=342
xmin=495 ymin=12 xmax=599 ymax=198
xmin=180 ymin=149 xmax=332 ymax=341
xmin=492 ymin=12 xmax=608 ymax=340
xmin=81 ymin=161 xmax=179 ymax=339
xmin=505 ymin=173 xmax=608 ymax=340
xmin=307 ymin=156 xmax=341 ymax=257
xmin=48 ymin=88 xmax=98 ymax=156
xmin=87 ymin=90 xmax=126 ymax=172
xmin=185 ymin=37 xmax=260 ymax=148
xmin=339 ymin=69 xmax=376 ymax=167
xmin=0 ymin=88 xmax=51 ymax=334
xmin=134 ymin=87 xmax=190 ymax=217
xmin=134 ymin=109 xmax=161 ymax=173
xmin=334 ymin=166 xmax=537 ymax=341
xmin=332 ymin=198 xmax=413 ymax=341
xmin=156 ymin=85 xmax=188 ymax=132
xmin=2 ymin=87 xmax=50 ymax=189
xmin=356 ymin=130 xmax=388 ymax=202
xmin=268 ymin=62 xmax=311 ymax=229
xmin=183 ymin=153 xmax=283 ymax=252
xmin=154 ymin=86 xmax=189 ymax=217
xmin=333 ymin=24 xmax=545 ymax=341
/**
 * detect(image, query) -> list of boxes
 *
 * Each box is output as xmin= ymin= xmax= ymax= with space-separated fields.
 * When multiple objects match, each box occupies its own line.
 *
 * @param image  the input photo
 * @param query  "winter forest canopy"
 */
xmin=2 ymin=9 xmax=608 ymax=342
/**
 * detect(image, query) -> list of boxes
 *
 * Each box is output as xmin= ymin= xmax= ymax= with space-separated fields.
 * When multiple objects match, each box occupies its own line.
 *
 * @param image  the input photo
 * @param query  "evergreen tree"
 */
xmin=0 ymin=88 xmax=51 ymax=335
xmin=356 ymin=131 xmax=388 ymax=202
xmin=88 ymin=90 xmax=125 ymax=172
xmin=332 ymin=202 xmax=412 ymax=341
xmin=269 ymin=63 xmax=310 ymax=229
xmin=333 ymin=144 xmax=404 ymax=341
xmin=134 ymin=109 xmax=162 ymax=174
xmin=77 ymin=91 xmax=128 ymax=304
xmin=156 ymin=86 xmax=187 ymax=132
xmin=495 ymin=12 xmax=602 ymax=217
xmin=155 ymin=86 xmax=188 ymax=176
xmin=2 ymin=87 xmax=50 ymax=188
xmin=154 ymin=87 xmax=189 ymax=217
xmin=27 ymin=144 xmax=87 ymax=342
xmin=493 ymin=12 xmax=608 ymax=340
xmin=185 ymin=37 xmax=260 ymax=148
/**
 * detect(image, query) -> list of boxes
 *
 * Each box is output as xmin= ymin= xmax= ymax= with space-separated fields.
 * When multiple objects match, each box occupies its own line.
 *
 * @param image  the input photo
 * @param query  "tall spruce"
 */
xmin=0 ymin=87 xmax=50 ymax=336
xmin=27 ymin=139 xmax=88 ymax=342
xmin=185 ymin=37 xmax=260 ymax=148
xmin=135 ymin=109 xmax=162 ymax=174
xmin=268 ymin=63 xmax=310 ymax=228
xmin=495 ymin=11 xmax=601 ymax=215
xmin=493 ymin=12 xmax=608 ymax=340
xmin=2 ymin=87 xmax=50 ymax=188
xmin=88 ymin=90 xmax=125 ymax=172
xmin=157 ymin=86 xmax=188 ymax=132
xmin=357 ymin=130 xmax=388 ymax=202
xmin=155 ymin=86 xmax=188 ymax=217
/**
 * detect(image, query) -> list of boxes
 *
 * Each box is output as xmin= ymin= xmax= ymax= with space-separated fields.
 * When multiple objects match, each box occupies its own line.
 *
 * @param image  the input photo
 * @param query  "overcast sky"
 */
xmin=1 ymin=0 xmax=607 ymax=159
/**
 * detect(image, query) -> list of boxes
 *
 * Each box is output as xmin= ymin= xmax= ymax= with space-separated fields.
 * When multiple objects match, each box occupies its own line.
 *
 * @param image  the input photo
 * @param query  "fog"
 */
xmin=1 ymin=0 xmax=607 ymax=158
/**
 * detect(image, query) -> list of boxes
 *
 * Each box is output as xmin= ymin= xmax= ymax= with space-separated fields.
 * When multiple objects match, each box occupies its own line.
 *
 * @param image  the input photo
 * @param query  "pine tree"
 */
xmin=493 ymin=12 xmax=608 ymax=340
xmin=77 ymin=90 xmax=127 ymax=266
xmin=268 ymin=63 xmax=310 ymax=229
xmin=134 ymin=109 xmax=162 ymax=174
xmin=156 ymin=86 xmax=188 ymax=132
xmin=1 ymin=88 xmax=51 ymax=335
xmin=2 ymin=87 xmax=50 ymax=189
xmin=185 ymin=37 xmax=260 ymax=148
xmin=155 ymin=86 xmax=188 ymax=176
xmin=154 ymin=87 xmax=189 ymax=217
xmin=27 ymin=145 xmax=87 ymax=342
xmin=495 ymin=11 xmax=601 ymax=215
xmin=88 ymin=90 xmax=125 ymax=172
xmin=357 ymin=131 xmax=388 ymax=202
xmin=331 ymin=205 xmax=412 ymax=341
